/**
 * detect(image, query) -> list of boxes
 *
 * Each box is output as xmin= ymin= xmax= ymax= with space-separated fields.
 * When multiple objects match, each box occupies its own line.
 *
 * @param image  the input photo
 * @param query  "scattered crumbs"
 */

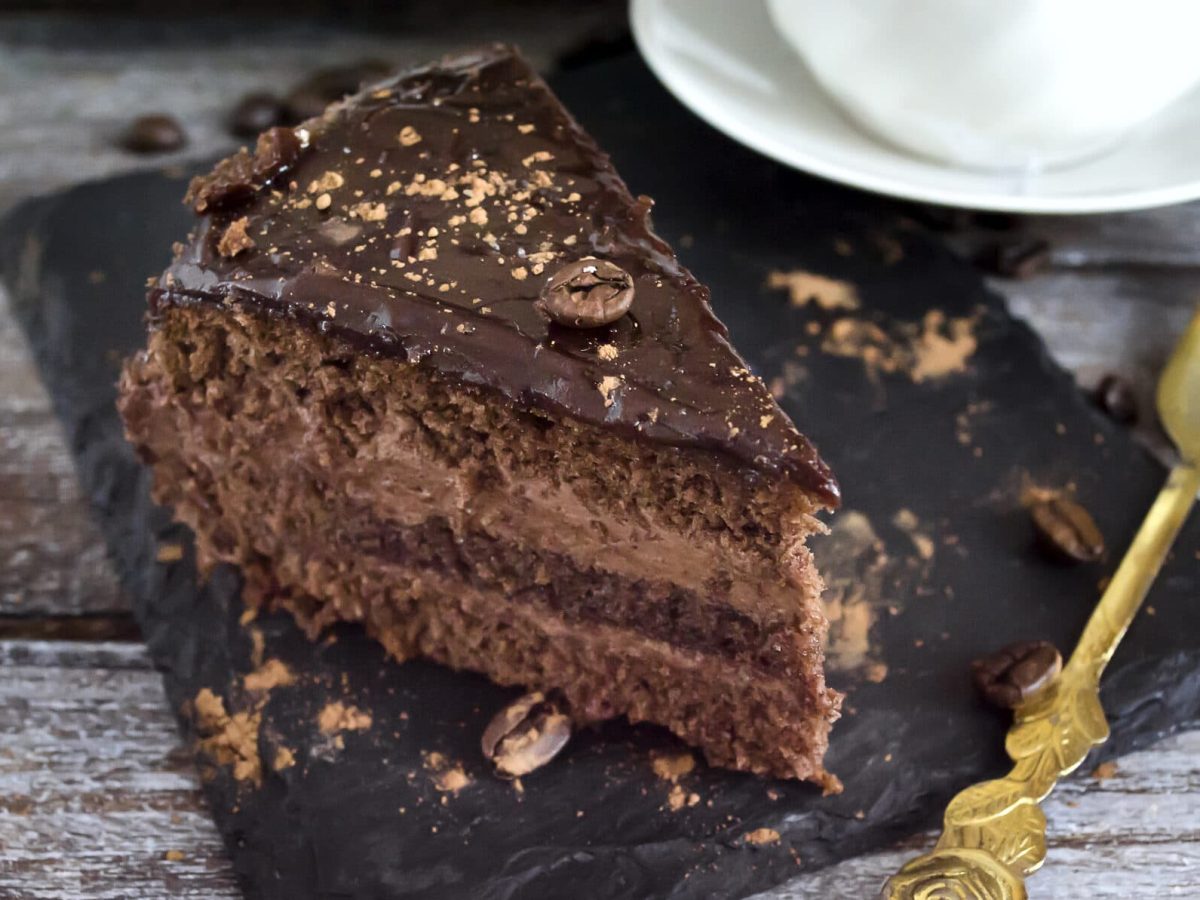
xmin=1091 ymin=761 xmax=1119 ymax=780
xmin=242 ymin=658 xmax=295 ymax=693
xmin=563 ymin=234 xmax=578 ymax=246
xmin=767 ymin=270 xmax=860 ymax=311
xmin=351 ymin=201 xmax=388 ymax=222
xmin=864 ymin=661 xmax=889 ymax=683
xmin=651 ymin=750 xmax=695 ymax=783
xmin=598 ymin=375 xmax=622 ymax=408
xmin=512 ymin=778 xmax=525 ymax=795
xmin=511 ymin=266 xmax=528 ymax=280
xmin=156 ymin=543 xmax=183 ymax=563
xmin=238 ymin=607 xmax=257 ymax=627
xmin=665 ymin=784 xmax=700 ymax=811
xmin=422 ymin=751 xmax=472 ymax=793
xmin=883 ymin=753 xmax=893 ymax=763
xmin=759 ymin=414 xmax=774 ymax=428
xmin=163 ymin=850 xmax=185 ymax=862
xmin=854 ymin=809 xmax=866 ymax=820
xmin=324 ymin=301 xmax=337 ymax=317
xmin=517 ymin=123 xmax=535 ymax=134
xmin=766 ymin=788 xmax=781 ymax=801
xmin=1147 ymin=605 xmax=1156 ymax=616
xmin=273 ymin=746 xmax=296 ymax=771
xmin=468 ymin=207 xmax=488 ymax=225
xmin=217 ymin=216 xmax=255 ymax=257
xmin=597 ymin=343 xmax=619 ymax=361
xmin=317 ymin=701 xmax=372 ymax=734
xmin=192 ymin=688 xmax=262 ymax=786
xmin=743 ymin=828 xmax=781 ymax=846
xmin=891 ymin=508 xmax=935 ymax=560
xmin=521 ymin=150 xmax=554 ymax=167
xmin=398 ymin=126 xmax=422 ymax=146
xmin=315 ymin=192 xmax=332 ymax=211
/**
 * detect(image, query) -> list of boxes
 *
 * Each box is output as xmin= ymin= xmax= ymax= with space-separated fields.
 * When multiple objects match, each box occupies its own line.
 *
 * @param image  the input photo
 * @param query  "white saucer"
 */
xmin=630 ymin=0 xmax=1200 ymax=214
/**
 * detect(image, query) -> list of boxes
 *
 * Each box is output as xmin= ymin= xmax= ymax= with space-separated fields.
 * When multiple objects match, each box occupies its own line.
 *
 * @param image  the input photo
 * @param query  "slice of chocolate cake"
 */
xmin=118 ymin=45 xmax=843 ymax=784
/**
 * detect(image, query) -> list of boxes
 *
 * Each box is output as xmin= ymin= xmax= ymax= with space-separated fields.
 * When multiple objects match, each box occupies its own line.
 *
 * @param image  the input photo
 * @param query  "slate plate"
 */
xmin=3 ymin=53 xmax=1198 ymax=900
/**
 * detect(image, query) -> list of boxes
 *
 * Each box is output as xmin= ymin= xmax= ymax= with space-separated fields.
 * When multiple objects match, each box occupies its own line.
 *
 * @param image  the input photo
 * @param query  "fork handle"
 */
xmin=881 ymin=463 xmax=1199 ymax=900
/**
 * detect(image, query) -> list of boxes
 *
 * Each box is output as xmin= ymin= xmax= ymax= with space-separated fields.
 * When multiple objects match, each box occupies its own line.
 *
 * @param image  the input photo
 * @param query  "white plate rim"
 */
xmin=629 ymin=0 xmax=1200 ymax=215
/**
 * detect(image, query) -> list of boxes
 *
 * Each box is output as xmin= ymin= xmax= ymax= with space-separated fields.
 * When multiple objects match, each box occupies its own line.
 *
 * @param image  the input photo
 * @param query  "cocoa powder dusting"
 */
xmin=767 ymin=270 xmax=860 ymax=311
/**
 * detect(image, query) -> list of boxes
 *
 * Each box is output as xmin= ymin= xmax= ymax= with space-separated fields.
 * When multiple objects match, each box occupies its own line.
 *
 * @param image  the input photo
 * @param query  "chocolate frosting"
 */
xmin=155 ymin=44 xmax=838 ymax=504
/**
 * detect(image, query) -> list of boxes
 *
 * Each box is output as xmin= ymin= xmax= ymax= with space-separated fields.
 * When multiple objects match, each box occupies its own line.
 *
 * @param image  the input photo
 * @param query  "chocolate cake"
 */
xmin=118 ymin=45 xmax=843 ymax=784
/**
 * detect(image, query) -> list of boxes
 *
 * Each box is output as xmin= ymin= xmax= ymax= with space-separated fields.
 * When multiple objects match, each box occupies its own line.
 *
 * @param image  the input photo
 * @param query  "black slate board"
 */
xmin=3 ymin=53 xmax=1199 ymax=900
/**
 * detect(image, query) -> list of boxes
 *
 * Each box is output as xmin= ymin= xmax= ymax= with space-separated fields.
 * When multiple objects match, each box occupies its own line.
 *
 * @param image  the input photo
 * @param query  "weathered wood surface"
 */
xmin=0 ymin=641 xmax=239 ymax=900
xmin=0 ymin=12 xmax=1197 ymax=899
xmin=1 ymin=641 xmax=1196 ymax=900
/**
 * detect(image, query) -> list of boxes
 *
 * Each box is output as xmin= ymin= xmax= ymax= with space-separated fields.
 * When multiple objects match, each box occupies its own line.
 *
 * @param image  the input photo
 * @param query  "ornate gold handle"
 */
xmin=882 ymin=462 xmax=1200 ymax=900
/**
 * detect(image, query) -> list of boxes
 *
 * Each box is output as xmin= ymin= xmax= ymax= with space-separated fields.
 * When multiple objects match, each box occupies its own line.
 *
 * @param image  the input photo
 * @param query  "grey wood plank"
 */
xmin=0 ymin=640 xmax=240 ymax=900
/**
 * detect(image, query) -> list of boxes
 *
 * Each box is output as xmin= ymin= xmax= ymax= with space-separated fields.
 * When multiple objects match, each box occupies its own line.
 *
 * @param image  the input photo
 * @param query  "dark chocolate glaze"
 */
xmin=155 ymin=44 xmax=839 ymax=504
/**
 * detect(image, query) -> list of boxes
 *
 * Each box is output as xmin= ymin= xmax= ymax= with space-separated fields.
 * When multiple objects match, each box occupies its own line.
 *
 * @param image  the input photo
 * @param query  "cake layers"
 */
xmin=120 ymin=303 xmax=839 ymax=782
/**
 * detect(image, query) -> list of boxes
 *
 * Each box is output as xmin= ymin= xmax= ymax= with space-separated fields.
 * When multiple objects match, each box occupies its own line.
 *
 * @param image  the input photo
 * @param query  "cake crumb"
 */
xmin=759 ymin=414 xmax=774 ymax=428
xmin=351 ymin=201 xmax=388 ymax=222
xmin=469 ymin=207 xmax=488 ymax=225
xmin=1091 ymin=761 xmax=1119 ymax=780
xmin=744 ymin=828 xmax=781 ymax=846
xmin=156 ymin=542 xmax=183 ymax=563
xmin=651 ymin=750 xmax=695 ymax=783
xmin=511 ymin=266 xmax=528 ymax=280
xmin=163 ymin=850 xmax=185 ymax=862
xmin=242 ymin=658 xmax=295 ymax=693
xmin=398 ymin=126 xmax=422 ymax=146
xmin=597 ymin=343 xmax=619 ymax=361
xmin=315 ymin=192 xmax=332 ymax=211
xmin=423 ymin=751 xmax=472 ymax=794
xmin=192 ymin=688 xmax=262 ymax=786
xmin=273 ymin=746 xmax=296 ymax=771
xmin=521 ymin=150 xmax=553 ymax=167
xmin=317 ymin=701 xmax=372 ymax=734
xmin=517 ymin=123 xmax=535 ymax=134
xmin=598 ymin=375 xmax=622 ymax=408
xmin=767 ymin=270 xmax=859 ymax=310
xmin=217 ymin=217 xmax=255 ymax=257
xmin=910 ymin=310 xmax=977 ymax=382
xmin=864 ymin=661 xmax=889 ymax=683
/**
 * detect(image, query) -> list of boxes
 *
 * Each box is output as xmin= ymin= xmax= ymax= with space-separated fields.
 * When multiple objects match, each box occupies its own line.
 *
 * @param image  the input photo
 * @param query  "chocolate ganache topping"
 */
xmin=155 ymin=45 xmax=839 ymax=504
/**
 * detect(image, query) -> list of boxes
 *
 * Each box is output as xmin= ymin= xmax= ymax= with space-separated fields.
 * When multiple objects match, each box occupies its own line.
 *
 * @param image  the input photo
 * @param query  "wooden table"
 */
xmin=1 ymin=13 xmax=1197 ymax=899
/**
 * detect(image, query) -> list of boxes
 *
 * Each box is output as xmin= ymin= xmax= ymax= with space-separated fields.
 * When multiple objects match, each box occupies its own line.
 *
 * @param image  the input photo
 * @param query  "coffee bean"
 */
xmin=229 ymin=93 xmax=288 ymax=138
xmin=481 ymin=692 xmax=571 ymax=779
xmin=284 ymin=61 xmax=393 ymax=121
xmin=118 ymin=114 xmax=186 ymax=154
xmin=1030 ymin=494 xmax=1105 ymax=564
xmin=536 ymin=258 xmax=635 ymax=328
xmin=972 ymin=640 xmax=1062 ymax=709
xmin=1093 ymin=374 xmax=1138 ymax=425
xmin=974 ymin=237 xmax=1051 ymax=279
